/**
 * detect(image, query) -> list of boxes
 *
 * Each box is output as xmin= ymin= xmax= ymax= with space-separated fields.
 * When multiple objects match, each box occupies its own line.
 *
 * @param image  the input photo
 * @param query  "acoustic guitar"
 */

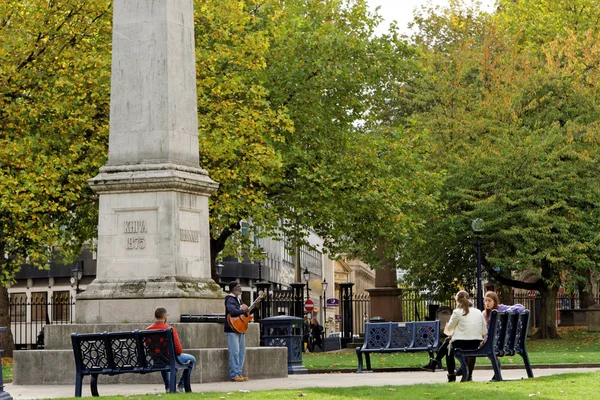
xmin=227 ymin=291 xmax=264 ymax=334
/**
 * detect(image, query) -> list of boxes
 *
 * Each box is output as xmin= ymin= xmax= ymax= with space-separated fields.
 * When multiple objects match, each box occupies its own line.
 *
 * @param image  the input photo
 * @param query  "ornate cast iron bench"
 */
xmin=454 ymin=310 xmax=534 ymax=382
xmin=356 ymin=321 xmax=440 ymax=373
xmin=71 ymin=328 xmax=192 ymax=397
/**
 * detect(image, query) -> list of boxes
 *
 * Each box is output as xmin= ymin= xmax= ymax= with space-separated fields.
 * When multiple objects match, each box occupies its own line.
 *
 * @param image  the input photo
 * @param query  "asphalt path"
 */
xmin=5 ymin=367 xmax=600 ymax=399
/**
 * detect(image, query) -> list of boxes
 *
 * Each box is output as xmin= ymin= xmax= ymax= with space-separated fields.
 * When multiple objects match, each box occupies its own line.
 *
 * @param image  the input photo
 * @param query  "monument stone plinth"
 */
xmin=13 ymin=1 xmax=289 ymax=386
xmin=81 ymin=0 xmax=221 ymax=323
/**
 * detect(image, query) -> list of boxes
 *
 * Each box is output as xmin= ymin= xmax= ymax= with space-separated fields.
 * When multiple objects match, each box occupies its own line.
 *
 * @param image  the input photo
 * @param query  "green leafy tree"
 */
xmin=0 ymin=1 xmax=111 ymax=354
xmin=398 ymin=0 xmax=600 ymax=338
xmin=196 ymin=0 xmax=442 ymax=272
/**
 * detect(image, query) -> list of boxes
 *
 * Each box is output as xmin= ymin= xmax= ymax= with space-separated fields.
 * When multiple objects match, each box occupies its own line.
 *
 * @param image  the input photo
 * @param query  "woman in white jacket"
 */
xmin=443 ymin=290 xmax=487 ymax=382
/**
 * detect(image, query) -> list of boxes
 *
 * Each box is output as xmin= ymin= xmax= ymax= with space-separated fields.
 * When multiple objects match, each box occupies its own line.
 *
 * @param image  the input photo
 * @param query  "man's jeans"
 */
xmin=226 ymin=331 xmax=246 ymax=379
xmin=160 ymin=353 xmax=196 ymax=389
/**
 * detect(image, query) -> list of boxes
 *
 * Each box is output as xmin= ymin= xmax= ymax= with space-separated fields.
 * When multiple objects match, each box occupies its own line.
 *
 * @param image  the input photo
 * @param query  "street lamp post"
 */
xmin=321 ymin=278 xmax=328 ymax=327
xmin=257 ymin=251 xmax=268 ymax=283
xmin=303 ymin=267 xmax=310 ymax=302
xmin=70 ymin=261 xmax=84 ymax=295
xmin=216 ymin=262 xmax=224 ymax=289
xmin=472 ymin=218 xmax=484 ymax=311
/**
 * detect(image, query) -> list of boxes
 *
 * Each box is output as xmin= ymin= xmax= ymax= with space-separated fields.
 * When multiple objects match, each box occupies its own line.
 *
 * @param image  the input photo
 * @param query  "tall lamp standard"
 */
xmin=321 ymin=278 xmax=328 ymax=327
xmin=216 ymin=262 xmax=225 ymax=289
xmin=70 ymin=261 xmax=84 ymax=295
xmin=472 ymin=218 xmax=484 ymax=311
xmin=257 ymin=251 xmax=268 ymax=283
xmin=303 ymin=267 xmax=310 ymax=303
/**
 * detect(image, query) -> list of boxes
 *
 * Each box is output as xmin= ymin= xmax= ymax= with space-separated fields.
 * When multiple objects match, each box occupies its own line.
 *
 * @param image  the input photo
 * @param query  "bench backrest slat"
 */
xmin=390 ymin=324 xmax=413 ymax=348
xmin=140 ymin=329 xmax=178 ymax=371
xmin=413 ymin=321 xmax=439 ymax=349
xmin=493 ymin=312 xmax=508 ymax=356
xmin=502 ymin=312 xmax=519 ymax=356
xmin=514 ymin=310 xmax=530 ymax=355
xmin=363 ymin=323 xmax=392 ymax=349
xmin=107 ymin=331 xmax=143 ymax=372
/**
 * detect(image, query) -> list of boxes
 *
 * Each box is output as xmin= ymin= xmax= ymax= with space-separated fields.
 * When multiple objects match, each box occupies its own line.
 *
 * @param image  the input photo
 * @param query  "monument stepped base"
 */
xmin=13 ymin=347 xmax=287 ymax=385
xmin=13 ymin=323 xmax=288 ymax=385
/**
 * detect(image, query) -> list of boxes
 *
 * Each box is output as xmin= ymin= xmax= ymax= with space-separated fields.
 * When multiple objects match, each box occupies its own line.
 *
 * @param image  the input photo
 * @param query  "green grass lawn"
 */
xmin=50 ymin=372 xmax=600 ymax=400
xmin=1 ymin=361 xmax=10 ymax=382
xmin=303 ymin=326 xmax=600 ymax=370
xmin=6 ymin=326 xmax=600 ymax=399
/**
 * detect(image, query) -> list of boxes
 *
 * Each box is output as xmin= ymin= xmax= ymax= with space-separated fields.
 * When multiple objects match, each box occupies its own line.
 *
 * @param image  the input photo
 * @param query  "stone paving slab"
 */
xmin=5 ymin=367 xmax=600 ymax=399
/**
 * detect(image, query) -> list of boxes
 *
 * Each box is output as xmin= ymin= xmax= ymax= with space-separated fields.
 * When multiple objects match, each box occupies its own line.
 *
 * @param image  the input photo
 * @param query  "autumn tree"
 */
xmin=397 ymin=0 xmax=600 ymax=338
xmin=0 ymin=1 xmax=112 ymax=354
xmin=195 ymin=0 xmax=443 ymax=272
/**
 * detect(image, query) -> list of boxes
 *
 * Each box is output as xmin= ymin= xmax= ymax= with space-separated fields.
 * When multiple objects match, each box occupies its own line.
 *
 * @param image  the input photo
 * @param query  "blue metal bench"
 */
xmin=454 ymin=310 xmax=534 ymax=382
xmin=356 ymin=321 xmax=440 ymax=372
xmin=71 ymin=328 xmax=192 ymax=397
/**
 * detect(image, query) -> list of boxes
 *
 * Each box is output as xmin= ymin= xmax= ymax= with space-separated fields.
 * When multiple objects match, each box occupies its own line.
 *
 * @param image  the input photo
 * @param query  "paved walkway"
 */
xmin=4 ymin=367 xmax=600 ymax=399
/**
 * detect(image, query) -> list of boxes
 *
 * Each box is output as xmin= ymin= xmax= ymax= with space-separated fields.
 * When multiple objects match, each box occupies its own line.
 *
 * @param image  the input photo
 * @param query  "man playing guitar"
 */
xmin=224 ymin=281 xmax=263 ymax=382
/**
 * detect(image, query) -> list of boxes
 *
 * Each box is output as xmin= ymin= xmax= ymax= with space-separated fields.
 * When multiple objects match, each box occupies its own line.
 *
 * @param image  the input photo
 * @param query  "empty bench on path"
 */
xmin=71 ymin=328 xmax=193 ymax=397
xmin=454 ymin=310 xmax=533 ymax=382
xmin=356 ymin=320 xmax=440 ymax=373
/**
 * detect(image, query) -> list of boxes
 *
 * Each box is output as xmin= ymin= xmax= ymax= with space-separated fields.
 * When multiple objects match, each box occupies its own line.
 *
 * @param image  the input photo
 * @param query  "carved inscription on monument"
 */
xmin=125 ymin=220 xmax=147 ymax=249
xmin=180 ymin=229 xmax=200 ymax=242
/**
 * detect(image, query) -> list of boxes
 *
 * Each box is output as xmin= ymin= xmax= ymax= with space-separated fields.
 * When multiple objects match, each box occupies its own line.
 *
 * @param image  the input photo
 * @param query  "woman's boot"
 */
xmin=466 ymin=357 xmax=476 ymax=381
xmin=421 ymin=358 xmax=441 ymax=372
xmin=447 ymin=373 xmax=456 ymax=382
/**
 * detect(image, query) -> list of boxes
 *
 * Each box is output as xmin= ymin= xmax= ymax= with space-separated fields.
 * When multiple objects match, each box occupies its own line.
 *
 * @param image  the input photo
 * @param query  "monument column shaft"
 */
xmin=83 ymin=0 xmax=220 ymax=323
xmin=108 ymin=0 xmax=199 ymax=167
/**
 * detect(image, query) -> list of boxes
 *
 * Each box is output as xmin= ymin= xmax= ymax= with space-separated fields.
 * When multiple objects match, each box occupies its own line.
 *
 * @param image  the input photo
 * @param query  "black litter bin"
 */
xmin=260 ymin=316 xmax=307 ymax=374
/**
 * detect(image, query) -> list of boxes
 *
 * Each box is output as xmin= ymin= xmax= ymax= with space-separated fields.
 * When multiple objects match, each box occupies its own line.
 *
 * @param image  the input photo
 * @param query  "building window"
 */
xmin=52 ymin=291 xmax=71 ymax=322
xmin=31 ymin=292 xmax=48 ymax=322
xmin=9 ymin=293 xmax=27 ymax=323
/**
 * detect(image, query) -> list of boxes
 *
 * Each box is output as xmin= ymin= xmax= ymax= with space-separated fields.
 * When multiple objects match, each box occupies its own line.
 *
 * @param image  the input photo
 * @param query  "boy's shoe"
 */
xmin=231 ymin=376 xmax=245 ymax=382
xmin=242 ymin=377 xmax=249 ymax=381
xmin=177 ymin=385 xmax=185 ymax=393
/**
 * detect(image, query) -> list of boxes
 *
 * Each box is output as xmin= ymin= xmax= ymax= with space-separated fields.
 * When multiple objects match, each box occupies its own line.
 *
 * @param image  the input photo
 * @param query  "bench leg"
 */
xmin=489 ymin=355 xmax=503 ymax=381
xmin=75 ymin=374 xmax=83 ymax=397
xmin=90 ymin=373 xmax=100 ymax=397
xmin=520 ymin=352 xmax=534 ymax=378
xmin=355 ymin=349 xmax=363 ymax=373
xmin=455 ymin=354 xmax=469 ymax=383
xmin=183 ymin=368 xmax=192 ymax=393
xmin=365 ymin=353 xmax=372 ymax=372
xmin=168 ymin=376 xmax=177 ymax=393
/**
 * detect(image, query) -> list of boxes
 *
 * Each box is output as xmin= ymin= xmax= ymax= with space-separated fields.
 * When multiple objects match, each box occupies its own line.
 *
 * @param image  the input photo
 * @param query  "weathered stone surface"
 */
xmin=13 ymin=347 xmax=287 ymax=385
xmin=81 ymin=0 xmax=221 ymax=324
xmin=44 ymin=323 xmax=259 ymax=350
xmin=587 ymin=304 xmax=600 ymax=332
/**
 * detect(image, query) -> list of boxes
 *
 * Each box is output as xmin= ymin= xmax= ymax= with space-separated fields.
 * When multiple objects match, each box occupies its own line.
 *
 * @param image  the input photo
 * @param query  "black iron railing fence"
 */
xmin=10 ymin=289 xmax=599 ymax=349
xmin=402 ymin=290 xmax=455 ymax=322
xmin=9 ymin=293 xmax=75 ymax=349
xmin=350 ymin=292 xmax=370 ymax=337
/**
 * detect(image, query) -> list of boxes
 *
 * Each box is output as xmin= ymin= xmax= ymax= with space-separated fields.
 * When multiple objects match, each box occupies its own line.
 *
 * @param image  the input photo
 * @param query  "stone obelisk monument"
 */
xmin=82 ymin=0 xmax=221 ymax=323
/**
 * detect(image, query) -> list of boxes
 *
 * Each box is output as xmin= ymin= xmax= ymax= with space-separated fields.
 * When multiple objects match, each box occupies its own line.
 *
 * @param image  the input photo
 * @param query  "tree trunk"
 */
xmin=532 ymin=259 xmax=560 ymax=339
xmin=487 ymin=259 xmax=561 ymax=339
xmin=0 ymin=244 xmax=14 ymax=358
xmin=208 ymin=221 xmax=241 ymax=282
xmin=578 ymin=269 xmax=597 ymax=309
xmin=0 ymin=285 xmax=14 ymax=358
xmin=533 ymin=284 xmax=560 ymax=339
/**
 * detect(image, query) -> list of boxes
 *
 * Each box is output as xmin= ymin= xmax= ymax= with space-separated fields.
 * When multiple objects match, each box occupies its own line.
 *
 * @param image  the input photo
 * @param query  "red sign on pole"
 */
xmin=304 ymin=299 xmax=314 ymax=312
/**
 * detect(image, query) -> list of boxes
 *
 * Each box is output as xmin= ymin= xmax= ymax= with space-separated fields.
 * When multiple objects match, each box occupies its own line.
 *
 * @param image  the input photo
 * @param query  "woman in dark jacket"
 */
xmin=310 ymin=317 xmax=324 ymax=352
